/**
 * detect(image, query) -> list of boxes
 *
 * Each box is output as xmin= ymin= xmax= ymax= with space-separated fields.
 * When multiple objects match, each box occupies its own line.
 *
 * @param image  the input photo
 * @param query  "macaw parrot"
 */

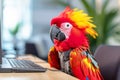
xmin=48 ymin=7 xmax=103 ymax=80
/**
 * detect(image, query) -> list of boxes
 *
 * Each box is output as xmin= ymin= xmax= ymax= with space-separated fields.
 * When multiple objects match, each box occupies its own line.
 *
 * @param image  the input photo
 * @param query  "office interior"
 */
xmin=0 ymin=0 xmax=120 ymax=61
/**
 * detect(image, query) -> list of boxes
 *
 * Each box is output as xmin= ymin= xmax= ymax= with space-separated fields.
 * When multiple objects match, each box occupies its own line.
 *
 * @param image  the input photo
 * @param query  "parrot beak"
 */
xmin=50 ymin=25 xmax=66 ymax=42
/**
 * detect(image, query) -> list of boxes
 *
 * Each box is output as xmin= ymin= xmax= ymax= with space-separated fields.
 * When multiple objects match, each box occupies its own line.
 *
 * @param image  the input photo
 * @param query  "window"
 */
xmin=2 ymin=0 xmax=32 ymax=50
xmin=3 ymin=0 xmax=32 ymax=41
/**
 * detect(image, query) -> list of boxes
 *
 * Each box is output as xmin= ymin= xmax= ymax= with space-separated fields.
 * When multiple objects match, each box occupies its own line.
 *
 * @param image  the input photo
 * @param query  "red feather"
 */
xmin=70 ymin=48 xmax=104 ymax=80
xmin=48 ymin=46 xmax=60 ymax=69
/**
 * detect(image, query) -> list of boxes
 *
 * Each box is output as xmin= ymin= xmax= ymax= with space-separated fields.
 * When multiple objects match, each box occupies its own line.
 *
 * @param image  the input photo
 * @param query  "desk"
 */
xmin=0 ymin=55 xmax=78 ymax=80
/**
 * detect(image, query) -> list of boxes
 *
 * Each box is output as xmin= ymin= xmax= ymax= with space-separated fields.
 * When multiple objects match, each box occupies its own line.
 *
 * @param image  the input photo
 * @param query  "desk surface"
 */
xmin=0 ymin=55 xmax=78 ymax=80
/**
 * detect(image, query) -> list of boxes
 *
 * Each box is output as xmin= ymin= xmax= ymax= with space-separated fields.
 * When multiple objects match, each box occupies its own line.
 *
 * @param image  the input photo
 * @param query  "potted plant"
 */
xmin=9 ymin=22 xmax=22 ymax=54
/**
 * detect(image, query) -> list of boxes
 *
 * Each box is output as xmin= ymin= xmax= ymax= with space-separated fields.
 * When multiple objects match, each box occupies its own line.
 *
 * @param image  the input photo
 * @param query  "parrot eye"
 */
xmin=64 ymin=23 xmax=72 ymax=28
xmin=67 ymin=24 xmax=70 ymax=27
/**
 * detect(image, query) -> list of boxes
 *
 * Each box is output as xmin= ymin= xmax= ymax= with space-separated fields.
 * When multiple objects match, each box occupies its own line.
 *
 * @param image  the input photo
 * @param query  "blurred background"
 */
xmin=0 ymin=0 xmax=120 ymax=60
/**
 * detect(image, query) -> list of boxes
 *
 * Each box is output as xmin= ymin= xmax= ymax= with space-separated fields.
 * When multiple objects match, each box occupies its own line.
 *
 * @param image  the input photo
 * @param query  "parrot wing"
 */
xmin=69 ymin=48 xmax=103 ymax=80
xmin=48 ymin=46 xmax=61 ymax=69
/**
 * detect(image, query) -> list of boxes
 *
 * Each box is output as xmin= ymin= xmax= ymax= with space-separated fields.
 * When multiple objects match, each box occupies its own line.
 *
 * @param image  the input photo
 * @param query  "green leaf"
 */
xmin=51 ymin=0 xmax=70 ymax=7
xmin=101 ymin=0 xmax=109 ymax=13
xmin=9 ymin=22 xmax=22 ymax=36
xmin=109 ymin=23 xmax=120 ymax=32
xmin=105 ymin=9 xmax=118 ymax=25
xmin=80 ymin=0 xmax=95 ymax=16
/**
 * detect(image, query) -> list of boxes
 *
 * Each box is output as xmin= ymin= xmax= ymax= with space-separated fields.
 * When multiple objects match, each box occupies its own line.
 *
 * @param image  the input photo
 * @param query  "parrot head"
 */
xmin=50 ymin=7 xmax=98 ymax=52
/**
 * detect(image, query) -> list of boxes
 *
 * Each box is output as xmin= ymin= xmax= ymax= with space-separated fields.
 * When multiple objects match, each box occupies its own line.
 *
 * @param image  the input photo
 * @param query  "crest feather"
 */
xmin=53 ymin=7 xmax=98 ymax=38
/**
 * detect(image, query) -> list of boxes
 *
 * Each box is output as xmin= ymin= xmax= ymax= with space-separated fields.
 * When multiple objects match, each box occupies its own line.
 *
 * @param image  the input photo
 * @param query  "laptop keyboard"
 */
xmin=7 ymin=59 xmax=47 ymax=72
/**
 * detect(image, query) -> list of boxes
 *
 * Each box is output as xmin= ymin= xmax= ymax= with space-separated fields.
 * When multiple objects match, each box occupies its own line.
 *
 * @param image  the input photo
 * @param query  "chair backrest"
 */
xmin=94 ymin=45 xmax=120 ymax=80
xmin=116 ymin=64 xmax=120 ymax=80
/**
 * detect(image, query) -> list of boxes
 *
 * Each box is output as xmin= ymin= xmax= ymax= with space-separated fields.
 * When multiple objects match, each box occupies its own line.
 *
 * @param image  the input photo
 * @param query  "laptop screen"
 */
xmin=0 ymin=0 xmax=3 ymax=64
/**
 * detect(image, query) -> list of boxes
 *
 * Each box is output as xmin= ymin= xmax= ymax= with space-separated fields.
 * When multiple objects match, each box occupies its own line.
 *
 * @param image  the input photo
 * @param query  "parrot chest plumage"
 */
xmin=58 ymin=49 xmax=72 ymax=74
xmin=48 ymin=46 xmax=103 ymax=80
xmin=58 ymin=48 xmax=99 ymax=75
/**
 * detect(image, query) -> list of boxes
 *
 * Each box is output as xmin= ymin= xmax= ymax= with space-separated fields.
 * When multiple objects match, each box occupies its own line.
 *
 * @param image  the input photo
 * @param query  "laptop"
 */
xmin=0 ymin=0 xmax=46 ymax=73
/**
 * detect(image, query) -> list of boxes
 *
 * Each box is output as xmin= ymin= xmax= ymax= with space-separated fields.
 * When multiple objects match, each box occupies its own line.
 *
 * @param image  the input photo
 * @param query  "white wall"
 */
xmin=31 ymin=0 xmax=65 ymax=36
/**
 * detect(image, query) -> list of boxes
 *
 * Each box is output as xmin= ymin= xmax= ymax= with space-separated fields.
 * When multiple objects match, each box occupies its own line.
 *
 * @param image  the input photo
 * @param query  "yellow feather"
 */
xmin=82 ymin=58 xmax=96 ymax=72
xmin=66 ymin=8 xmax=98 ymax=38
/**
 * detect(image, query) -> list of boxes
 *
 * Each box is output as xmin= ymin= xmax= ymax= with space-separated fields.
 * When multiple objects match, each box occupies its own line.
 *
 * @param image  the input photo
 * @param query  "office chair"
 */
xmin=94 ymin=45 xmax=120 ymax=80
xmin=116 ymin=63 xmax=120 ymax=80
